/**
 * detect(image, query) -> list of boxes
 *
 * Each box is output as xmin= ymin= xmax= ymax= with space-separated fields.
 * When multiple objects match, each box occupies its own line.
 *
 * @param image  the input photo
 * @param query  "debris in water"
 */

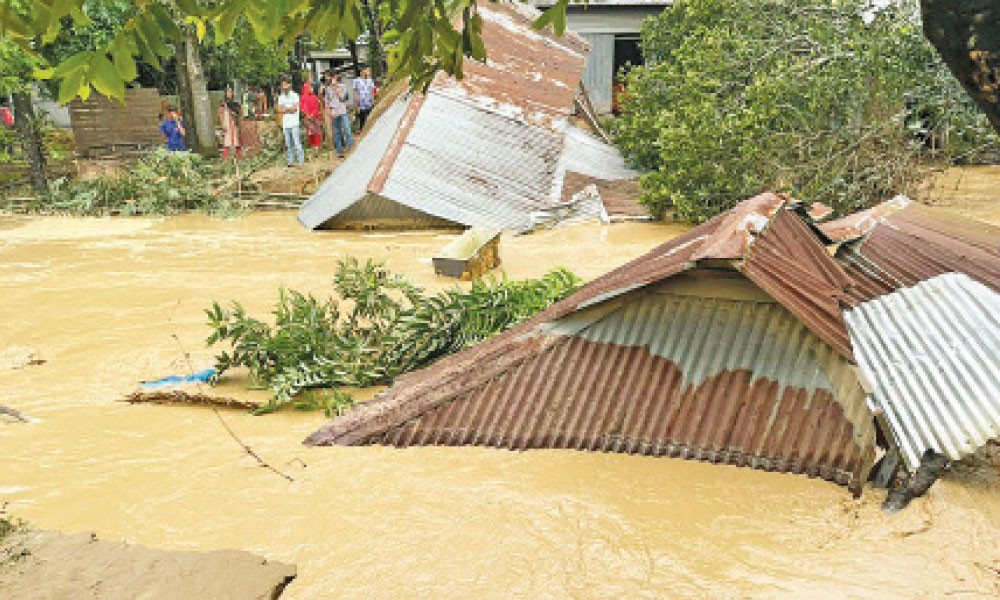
xmin=0 ymin=405 xmax=31 ymax=423
xmin=1 ymin=346 xmax=46 ymax=370
xmin=432 ymin=228 xmax=501 ymax=279
xmin=140 ymin=368 xmax=215 ymax=388
xmin=883 ymin=450 xmax=950 ymax=513
xmin=121 ymin=390 xmax=260 ymax=411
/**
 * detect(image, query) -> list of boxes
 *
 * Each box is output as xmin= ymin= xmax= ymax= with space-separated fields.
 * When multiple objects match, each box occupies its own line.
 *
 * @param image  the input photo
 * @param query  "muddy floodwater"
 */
xmin=2 ymin=209 xmax=999 ymax=599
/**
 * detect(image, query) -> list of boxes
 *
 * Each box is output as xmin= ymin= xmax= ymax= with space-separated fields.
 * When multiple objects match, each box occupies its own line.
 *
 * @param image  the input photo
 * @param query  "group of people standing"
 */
xmin=157 ymin=67 xmax=378 ymax=169
xmin=276 ymin=67 xmax=377 ymax=168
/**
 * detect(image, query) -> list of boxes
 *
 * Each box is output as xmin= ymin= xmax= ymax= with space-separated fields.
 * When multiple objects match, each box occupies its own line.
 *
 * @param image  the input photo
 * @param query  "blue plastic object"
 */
xmin=140 ymin=368 xmax=215 ymax=388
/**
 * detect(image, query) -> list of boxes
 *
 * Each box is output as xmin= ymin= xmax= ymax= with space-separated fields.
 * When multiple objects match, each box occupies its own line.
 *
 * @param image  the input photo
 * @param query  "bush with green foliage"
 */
xmin=613 ymin=0 xmax=999 ymax=221
xmin=39 ymin=127 xmax=283 ymax=217
xmin=205 ymin=257 xmax=581 ymax=415
xmin=44 ymin=148 xmax=237 ymax=216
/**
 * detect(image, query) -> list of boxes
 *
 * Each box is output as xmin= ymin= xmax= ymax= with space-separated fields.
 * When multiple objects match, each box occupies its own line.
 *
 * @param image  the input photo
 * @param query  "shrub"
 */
xmin=613 ymin=0 xmax=999 ymax=221
xmin=45 ymin=148 xmax=237 ymax=216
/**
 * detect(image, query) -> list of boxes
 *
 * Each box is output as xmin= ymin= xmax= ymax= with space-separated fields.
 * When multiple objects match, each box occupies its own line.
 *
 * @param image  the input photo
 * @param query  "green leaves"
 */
xmin=20 ymin=0 xmax=579 ymax=104
xmin=110 ymin=37 xmax=137 ymax=81
xmin=614 ymin=0 xmax=999 ymax=222
xmin=88 ymin=54 xmax=124 ymax=100
xmin=205 ymin=257 xmax=581 ymax=413
xmin=532 ymin=0 xmax=568 ymax=36
xmin=57 ymin=66 xmax=85 ymax=104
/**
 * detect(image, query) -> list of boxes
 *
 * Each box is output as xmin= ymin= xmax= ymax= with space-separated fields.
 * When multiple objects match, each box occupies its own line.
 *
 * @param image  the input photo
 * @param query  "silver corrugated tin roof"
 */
xmin=846 ymin=273 xmax=1000 ymax=469
xmin=379 ymin=92 xmax=566 ymax=230
xmin=298 ymin=2 xmax=629 ymax=231
xmin=562 ymin=124 xmax=638 ymax=181
xmin=297 ymin=96 xmax=409 ymax=229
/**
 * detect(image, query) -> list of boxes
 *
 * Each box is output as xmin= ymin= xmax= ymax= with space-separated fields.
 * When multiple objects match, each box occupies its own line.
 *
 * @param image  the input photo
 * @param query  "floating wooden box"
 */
xmin=432 ymin=228 xmax=502 ymax=280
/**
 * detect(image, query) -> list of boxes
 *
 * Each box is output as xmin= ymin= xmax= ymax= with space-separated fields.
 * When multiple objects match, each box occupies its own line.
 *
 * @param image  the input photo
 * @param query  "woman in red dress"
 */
xmin=300 ymin=83 xmax=323 ymax=150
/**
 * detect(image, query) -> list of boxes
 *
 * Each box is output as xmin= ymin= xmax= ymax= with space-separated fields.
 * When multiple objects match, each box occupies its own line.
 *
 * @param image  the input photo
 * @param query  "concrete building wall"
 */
xmin=566 ymin=6 xmax=662 ymax=34
xmin=580 ymin=33 xmax=614 ymax=114
xmin=565 ymin=6 xmax=667 ymax=113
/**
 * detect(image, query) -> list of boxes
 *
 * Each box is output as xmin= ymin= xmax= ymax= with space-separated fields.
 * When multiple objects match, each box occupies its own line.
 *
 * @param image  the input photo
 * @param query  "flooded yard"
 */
xmin=2 ymin=205 xmax=999 ymax=599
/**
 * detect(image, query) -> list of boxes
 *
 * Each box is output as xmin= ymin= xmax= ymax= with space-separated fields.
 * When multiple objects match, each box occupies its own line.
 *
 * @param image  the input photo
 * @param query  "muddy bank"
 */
xmin=0 ymin=198 xmax=999 ymax=599
xmin=0 ymin=527 xmax=295 ymax=600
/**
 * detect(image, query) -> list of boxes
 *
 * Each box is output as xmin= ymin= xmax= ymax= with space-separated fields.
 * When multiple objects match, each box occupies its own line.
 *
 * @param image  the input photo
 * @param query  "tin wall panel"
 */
xmin=580 ymin=33 xmax=614 ymax=113
xmin=846 ymin=273 xmax=1000 ymax=470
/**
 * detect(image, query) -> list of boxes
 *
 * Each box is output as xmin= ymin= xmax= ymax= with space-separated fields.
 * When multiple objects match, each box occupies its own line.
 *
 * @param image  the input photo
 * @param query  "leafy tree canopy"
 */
xmin=0 ymin=0 xmax=571 ymax=104
xmin=613 ymin=0 xmax=998 ymax=221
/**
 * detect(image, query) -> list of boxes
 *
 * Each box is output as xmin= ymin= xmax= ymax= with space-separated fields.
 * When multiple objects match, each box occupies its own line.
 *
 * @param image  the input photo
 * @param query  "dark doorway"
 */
xmin=613 ymin=35 xmax=643 ymax=83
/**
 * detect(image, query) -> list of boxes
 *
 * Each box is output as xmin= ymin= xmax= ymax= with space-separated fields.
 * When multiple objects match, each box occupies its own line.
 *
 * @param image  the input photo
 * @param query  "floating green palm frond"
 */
xmin=205 ymin=257 xmax=580 ymax=415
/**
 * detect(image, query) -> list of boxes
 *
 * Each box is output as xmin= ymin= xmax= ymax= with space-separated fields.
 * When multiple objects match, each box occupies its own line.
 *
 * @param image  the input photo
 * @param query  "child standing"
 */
xmin=158 ymin=105 xmax=186 ymax=151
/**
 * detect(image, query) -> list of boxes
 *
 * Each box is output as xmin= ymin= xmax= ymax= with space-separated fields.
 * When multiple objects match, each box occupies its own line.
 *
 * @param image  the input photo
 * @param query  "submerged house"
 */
xmin=297 ymin=1 xmax=640 ymax=231
xmin=304 ymin=194 xmax=1000 ymax=493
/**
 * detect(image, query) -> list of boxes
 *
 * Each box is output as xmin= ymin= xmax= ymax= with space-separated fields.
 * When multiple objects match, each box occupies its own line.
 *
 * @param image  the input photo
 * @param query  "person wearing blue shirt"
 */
xmin=158 ymin=105 xmax=186 ymax=151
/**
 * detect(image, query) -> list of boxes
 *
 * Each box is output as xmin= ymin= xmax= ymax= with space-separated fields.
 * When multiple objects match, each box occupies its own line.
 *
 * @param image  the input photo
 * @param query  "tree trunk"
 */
xmin=921 ymin=0 xmax=1000 ymax=134
xmin=360 ymin=0 xmax=385 ymax=79
xmin=12 ymin=90 xmax=47 ymax=195
xmin=347 ymin=40 xmax=362 ymax=77
xmin=174 ymin=25 xmax=217 ymax=155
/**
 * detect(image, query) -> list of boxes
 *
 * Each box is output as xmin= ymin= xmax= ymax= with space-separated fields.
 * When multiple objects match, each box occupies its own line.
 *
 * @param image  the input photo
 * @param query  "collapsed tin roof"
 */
xmin=297 ymin=1 xmax=638 ymax=231
xmin=304 ymin=194 xmax=1000 ymax=491
xmin=304 ymin=194 xmax=882 ymax=491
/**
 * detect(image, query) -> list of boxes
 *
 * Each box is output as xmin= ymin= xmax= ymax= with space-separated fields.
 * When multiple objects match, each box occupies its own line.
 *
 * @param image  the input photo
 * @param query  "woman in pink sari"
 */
xmin=300 ymin=83 xmax=323 ymax=150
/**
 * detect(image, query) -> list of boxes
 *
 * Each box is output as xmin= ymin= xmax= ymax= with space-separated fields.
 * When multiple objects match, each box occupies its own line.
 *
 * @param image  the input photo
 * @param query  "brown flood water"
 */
xmin=1 ymin=210 xmax=999 ymax=599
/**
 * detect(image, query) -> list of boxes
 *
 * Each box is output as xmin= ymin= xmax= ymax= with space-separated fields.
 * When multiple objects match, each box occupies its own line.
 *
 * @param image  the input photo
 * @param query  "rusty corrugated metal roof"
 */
xmin=807 ymin=202 xmax=835 ymax=222
xmin=818 ymin=195 xmax=912 ymax=242
xmin=299 ymin=2 xmax=622 ymax=231
xmin=743 ymin=209 xmax=855 ymax=360
xmin=305 ymin=193 xmax=880 ymax=490
xmin=846 ymin=273 xmax=1000 ymax=470
xmin=824 ymin=199 xmax=1000 ymax=301
xmin=312 ymin=291 xmax=875 ymax=490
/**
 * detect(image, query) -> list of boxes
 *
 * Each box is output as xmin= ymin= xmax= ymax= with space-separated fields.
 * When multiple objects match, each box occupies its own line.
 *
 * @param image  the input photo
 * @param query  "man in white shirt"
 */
xmin=275 ymin=76 xmax=304 ymax=167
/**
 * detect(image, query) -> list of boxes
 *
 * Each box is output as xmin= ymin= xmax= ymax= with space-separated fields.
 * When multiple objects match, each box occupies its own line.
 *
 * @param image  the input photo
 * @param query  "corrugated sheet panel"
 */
xmin=297 ymin=96 xmax=410 ymax=229
xmin=323 ymin=194 xmax=460 ymax=229
xmin=845 ymin=273 xmax=1000 ymax=469
xmin=560 ymin=171 xmax=646 ymax=218
xmin=819 ymin=195 xmax=912 ymax=242
xmin=430 ymin=2 xmax=587 ymax=130
xmin=380 ymin=92 xmax=566 ymax=230
xmin=742 ymin=209 xmax=855 ymax=360
xmin=563 ymin=6 xmax=670 ymax=35
xmin=562 ymin=124 xmax=638 ymax=180
xmin=833 ymin=202 xmax=1000 ymax=301
xmin=362 ymin=294 xmax=874 ymax=490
